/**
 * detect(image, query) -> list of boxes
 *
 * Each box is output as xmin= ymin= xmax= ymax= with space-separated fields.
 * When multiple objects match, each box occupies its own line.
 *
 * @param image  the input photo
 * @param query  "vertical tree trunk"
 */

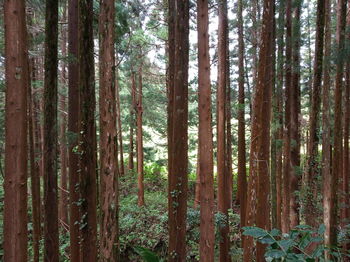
xmin=322 ymin=0 xmax=332 ymax=256
xmin=68 ymin=0 xmax=80 ymax=257
xmin=129 ymin=72 xmax=136 ymax=172
xmin=59 ymin=7 xmax=69 ymax=227
xmin=79 ymin=0 xmax=98 ymax=259
xmin=116 ymin=68 xmax=125 ymax=176
xmin=274 ymin=0 xmax=285 ymax=230
xmin=3 ymin=1 xmax=29 ymax=260
xmin=137 ymin=65 xmax=145 ymax=206
xmin=29 ymin=56 xmax=41 ymax=262
xmin=197 ymin=0 xmax=215 ymax=260
xmin=28 ymin=12 xmax=41 ymax=262
xmin=328 ymin=0 xmax=347 ymax=250
xmin=243 ymin=0 xmax=274 ymax=260
xmin=43 ymin=0 xmax=59 ymax=259
xmin=194 ymin=150 xmax=200 ymax=208
xmin=237 ymin=0 xmax=247 ymax=229
xmin=305 ymin=0 xmax=325 ymax=227
xmin=282 ymin=0 xmax=292 ymax=233
xmin=289 ymin=0 xmax=301 ymax=229
xmin=217 ymin=0 xmax=229 ymax=260
xmin=168 ymin=0 xmax=189 ymax=261
xmin=99 ymin=0 xmax=118 ymax=259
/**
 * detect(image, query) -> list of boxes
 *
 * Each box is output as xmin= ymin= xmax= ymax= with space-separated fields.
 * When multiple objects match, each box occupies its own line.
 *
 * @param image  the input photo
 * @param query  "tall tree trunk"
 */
xmin=43 ymin=0 xmax=59 ymax=259
xmin=237 ymin=0 xmax=247 ymax=229
xmin=217 ymin=0 xmax=230 ymax=260
xmin=273 ymin=0 xmax=285 ymax=230
xmin=79 ymin=0 xmax=98 ymax=259
xmin=59 ymin=7 xmax=69 ymax=227
xmin=305 ymin=0 xmax=326 ymax=227
xmin=282 ymin=0 xmax=292 ymax=233
xmin=328 ymin=0 xmax=347 ymax=251
xmin=29 ymin=56 xmax=41 ymax=262
xmin=137 ymin=65 xmax=145 ymax=206
xmin=28 ymin=12 xmax=41 ymax=262
xmin=99 ymin=0 xmax=118 ymax=259
xmin=340 ymin=3 xmax=350 ymax=228
xmin=243 ymin=0 xmax=274 ymax=260
xmin=197 ymin=0 xmax=215 ymax=260
xmin=290 ymin=0 xmax=301 ymax=229
xmin=194 ymin=151 xmax=200 ymax=208
xmin=3 ymin=0 xmax=29 ymax=260
xmin=129 ymin=72 xmax=136 ymax=172
xmin=116 ymin=67 xmax=125 ymax=176
xmin=168 ymin=0 xmax=189 ymax=261
xmin=68 ymin=0 xmax=80 ymax=257
xmin=322 ymin=0 xmax=332 ymax=256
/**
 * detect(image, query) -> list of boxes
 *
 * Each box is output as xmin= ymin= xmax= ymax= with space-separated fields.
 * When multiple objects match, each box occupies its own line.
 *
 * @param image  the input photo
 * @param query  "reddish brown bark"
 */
xmin=290 ymin=0 xmax=301 ymax=229
xmin=43 ymin=0 xmax=59 ymax=259
xmin=168 ymin=0 xmax=189 ymax=260
xmin=129 ymin=73 xmax=136 ymax=172
xmin=197 ymin=0 xmax=215 ymax=260
xmin=137 ymin=65 xmax=145 ymax=206
xmin=237 ymin=0 xmax=247 ymax=229
xmin=328 ymin=0 xmax=347 ymax=250
xmin=282 ymin=0 xmax=292 ymax=233
xmin=305 ymin=0 xmax=326 ymax=227
xmin=99 ymin=0 xmax=119 ymax=258
xmin=3 ymin=1 xmax=29 ymax=260
xmin=78 ymin=0 xmax=98 ymax=259
xmin=68 ymin=0 xmax=80 ymax=257
xmin=217 ymin=0 xmax=230 ymax=260
xmin=243 ymin=0 xmax=274 ymax=260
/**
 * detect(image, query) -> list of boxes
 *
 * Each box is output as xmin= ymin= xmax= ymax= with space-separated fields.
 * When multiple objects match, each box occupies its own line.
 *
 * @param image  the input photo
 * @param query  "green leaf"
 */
xmin=278 ymin=239 xmax=294 ymax=250
xmin=317 ymin=224 xmax=326 ymax=235
xmin=134 ymin=246 xmax=160 ymax=262
xmin=259 ymin=235 xmax=276 ymax=245
xmin=265 ymin=249 xmax=285 ymax=259
xmin=242 ymin=227 xmax=268 ymax=238
xmin=270 ymin=228 xmax=281 ymax=237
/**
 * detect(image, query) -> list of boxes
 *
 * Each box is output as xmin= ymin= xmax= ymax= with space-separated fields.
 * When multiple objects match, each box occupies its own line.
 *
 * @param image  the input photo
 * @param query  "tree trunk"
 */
xmin=129 ymin=72 xmax=136 ymax=172
xmin=197 ymin=0 xmax=215 ymax=260
xmin=282 ymin=0 xmax=292 ymax=233
xmin=116 ymin=67 xmax=125 ymax=176
xmin=59 ymin=7 xmax=69 ymax=227
xmin=4 ymin=1 xmax=29 ymax=260
xmin=99 ymin=0 xmax=119 ymax=259
xmin=217 ymin=0 xmax=230 ymax=260
xmin=137 ymin=65 xmax=145 ymax=206
xmin=168 ymin=0 xmax=189 ymax=260
xmin=68 ymin=0 xmax=80 ymax=257
xmin=322 ymin=0 xmax=332 ymax=256
xmin=305 ymin=0 xmax=326 ymax=227
xmin=237 ymin=0 xmax=247 ymax=229
xmin=79 ymin=0 xmax=98 ymax=259
xmin=243 ymin=0 xmax=274 ymax=260
xmin=43 ymin=0 xmax=59 ymax=259
xmin=290 ymin=0 xmax=301 ymax=229
xmin=328 ymin=0 xmax=347 ymax=251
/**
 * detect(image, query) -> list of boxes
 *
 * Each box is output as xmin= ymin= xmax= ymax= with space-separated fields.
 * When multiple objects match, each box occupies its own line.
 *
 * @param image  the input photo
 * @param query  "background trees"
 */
xmin=1 ymin=0 xmax=350 ymax=261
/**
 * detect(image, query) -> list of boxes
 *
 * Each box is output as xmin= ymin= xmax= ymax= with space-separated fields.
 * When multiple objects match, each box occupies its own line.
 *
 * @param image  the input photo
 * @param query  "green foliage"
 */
xmin=243 ymin=225 xmax=350 ymax=261
xmin=134 ymin=246 xmax=164 ymax=262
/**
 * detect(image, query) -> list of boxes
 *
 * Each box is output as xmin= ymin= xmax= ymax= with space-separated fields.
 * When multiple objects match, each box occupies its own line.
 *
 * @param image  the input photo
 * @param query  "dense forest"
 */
xmin=1 ymin=0 xmax=350 ymax=261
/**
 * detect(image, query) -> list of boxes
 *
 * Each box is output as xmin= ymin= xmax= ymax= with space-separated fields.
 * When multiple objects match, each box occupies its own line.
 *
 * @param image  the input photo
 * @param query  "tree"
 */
xmin=3 ymin=0 xmax=29 ymax=259
xmin=68 ymin=0 xmax=81 ymax=257
xmin=243 ymin=0 xmax=274 ymax=260
xmin=168 ymin=0 xmax=189 ymax=260
xmin=99 ymin=0 xmax=119 ymax=259
xmin=116 ymin=68 xmax=125 ymax=176
xmin=137 ymin=64 xmax=145 ymax=206
xmin=79 ymin=0 xmax=98 ymax=259
xmin=328 ymin=0 xmax=347 ymax=251
xmin=43 ymin=0 xmax=59 ymax=259
xmin=305 ymin=0 xmax=325 ymax=227
xmin=237 ymin=0 xmax=247 ymax=229
xmin=217 ymin=0 xmax=230 ymax=260
xmin=129 ymin=72 xmax=136 ymax=172
xmin=197 ymin=0 xmax=214 ymax=260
